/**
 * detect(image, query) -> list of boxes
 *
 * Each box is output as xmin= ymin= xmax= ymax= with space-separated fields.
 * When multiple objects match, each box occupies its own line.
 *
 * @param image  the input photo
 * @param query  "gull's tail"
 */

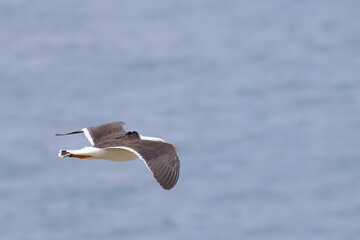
xmin=58 ymin=149 xmax=71 ymax=158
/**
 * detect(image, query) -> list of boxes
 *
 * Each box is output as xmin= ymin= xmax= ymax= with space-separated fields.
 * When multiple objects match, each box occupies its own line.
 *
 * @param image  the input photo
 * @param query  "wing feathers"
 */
xmin=110 ymin=142 xmax=180 ymax=190
xmin=87 ymin=122 xmax=127 ymax=145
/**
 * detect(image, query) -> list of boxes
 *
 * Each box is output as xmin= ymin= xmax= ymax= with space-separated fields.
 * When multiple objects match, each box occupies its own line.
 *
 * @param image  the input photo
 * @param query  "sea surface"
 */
xmin=1 ymin=1 xmax=360 ymax=239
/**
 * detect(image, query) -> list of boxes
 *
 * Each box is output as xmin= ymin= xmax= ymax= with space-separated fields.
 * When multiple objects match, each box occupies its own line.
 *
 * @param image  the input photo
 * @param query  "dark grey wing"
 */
xmin=85 ymin=121 xmax=127 ymax=145
xmin=107 ymin=140 xmax=180 ymax=190
xmin=139 ymin=142 xmax=180 ymax=190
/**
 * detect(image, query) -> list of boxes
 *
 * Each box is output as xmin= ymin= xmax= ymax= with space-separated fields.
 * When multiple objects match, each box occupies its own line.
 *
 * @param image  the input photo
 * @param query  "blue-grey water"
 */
xmin=1 ymin=1 xmax=360 ymax=239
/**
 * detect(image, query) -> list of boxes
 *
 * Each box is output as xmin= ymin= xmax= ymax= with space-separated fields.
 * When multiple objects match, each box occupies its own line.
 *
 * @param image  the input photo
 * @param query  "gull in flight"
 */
xmin=56 ymin=121 xmax=180 ymax=190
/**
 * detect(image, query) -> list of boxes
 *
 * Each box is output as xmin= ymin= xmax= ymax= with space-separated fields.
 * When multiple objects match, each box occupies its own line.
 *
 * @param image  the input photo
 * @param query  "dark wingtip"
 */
xmin=162 ymin=186 xmax=174 ymax=190
xmin=157 ymin=170 xmax=179 ymax=190
xmin=55 ymin=130 xmax=83 ymax=136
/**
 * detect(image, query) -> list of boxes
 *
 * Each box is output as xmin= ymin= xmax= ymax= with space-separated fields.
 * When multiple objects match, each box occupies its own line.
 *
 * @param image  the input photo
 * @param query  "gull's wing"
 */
xmin=56 ymin=121 xmax=127 ymax=146
xmin=83 ymin=122 xmax=127 ymax=146
xmin=104 ymin=139 xmax=180 ymax=190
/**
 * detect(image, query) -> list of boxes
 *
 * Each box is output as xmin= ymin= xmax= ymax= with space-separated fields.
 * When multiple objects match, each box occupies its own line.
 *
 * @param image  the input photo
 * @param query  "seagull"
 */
xmin=56 ymin=121 xmax=180 ymax=190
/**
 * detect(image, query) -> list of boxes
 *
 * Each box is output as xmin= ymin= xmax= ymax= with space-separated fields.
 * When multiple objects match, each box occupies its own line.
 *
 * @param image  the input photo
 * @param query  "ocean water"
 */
xmin=1 ymin=0 xmax=360 ymax=239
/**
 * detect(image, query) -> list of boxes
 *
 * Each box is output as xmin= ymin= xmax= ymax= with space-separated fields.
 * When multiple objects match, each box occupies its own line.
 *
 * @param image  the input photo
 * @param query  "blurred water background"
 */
xmin=1 ymin=0 xmax=360 ymax=239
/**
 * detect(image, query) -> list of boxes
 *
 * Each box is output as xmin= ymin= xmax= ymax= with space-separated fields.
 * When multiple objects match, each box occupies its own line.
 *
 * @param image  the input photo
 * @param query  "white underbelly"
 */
xmin=101 ymin=148 xmax=138 ymax=161
xmin=70 ymin=147 xmax=138 ymax=161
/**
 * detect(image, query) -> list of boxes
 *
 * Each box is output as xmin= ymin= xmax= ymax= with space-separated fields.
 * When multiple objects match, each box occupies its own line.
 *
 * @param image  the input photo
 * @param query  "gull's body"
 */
xmin=56 ymin=122 xmax=180 ymax=190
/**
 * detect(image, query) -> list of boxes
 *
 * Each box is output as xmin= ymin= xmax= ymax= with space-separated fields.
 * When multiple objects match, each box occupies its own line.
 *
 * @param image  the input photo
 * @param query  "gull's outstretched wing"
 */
xmin=56 ymin=121 xmax=127 ymax=146
xmin=104 ymin=139 xmax=180 ymax=190
xmin=83 ymin=122 xmax=127 ymax=146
